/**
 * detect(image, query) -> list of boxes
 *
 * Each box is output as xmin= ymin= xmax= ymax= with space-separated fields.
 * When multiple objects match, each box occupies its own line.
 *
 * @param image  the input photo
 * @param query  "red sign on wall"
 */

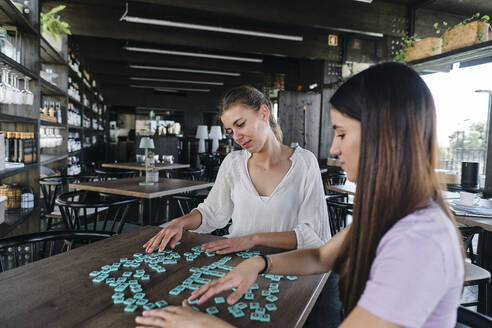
xmin=328 ymin=34 xmax=338 ymax=46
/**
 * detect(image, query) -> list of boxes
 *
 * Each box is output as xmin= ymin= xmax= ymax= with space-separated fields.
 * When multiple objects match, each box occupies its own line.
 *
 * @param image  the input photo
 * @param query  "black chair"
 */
xmin=39 ymin=175 xmax=103 ymax=231
xmin=326 ymin=199 xmax=353 ymax=237
xmin=0 ymin=231 xmax=111 ymax=272
xmin=463 ymin=261 xmax=491 ymax=314
xmin=460 ymin=226 xmax=484 ymax=265
xmin=456 ymin=305 xmax=492 ymax=328
xmin=95 ymin=168 xmax=139 ymax=180
xmin=55 ymin=190 xmax=140 ymax=234
xmin=177 ymin=167 xmax=205 ymax=181
xmin=457 ymin=226 xmax=491 ymax=315
xmin=322 ymin=168 xmax=347 ymax=191
xmin=199 ymin=153 xmax=222 ymax=182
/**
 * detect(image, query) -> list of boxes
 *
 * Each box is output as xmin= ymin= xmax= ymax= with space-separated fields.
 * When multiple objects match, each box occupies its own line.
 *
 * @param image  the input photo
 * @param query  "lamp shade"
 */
xmin=209 ymin=125 xmax=223 ymax=139
xmin=196 ymin=125 xmax=209 ymax=139
xmin=139 ymin=136 xmax=155 ymax=149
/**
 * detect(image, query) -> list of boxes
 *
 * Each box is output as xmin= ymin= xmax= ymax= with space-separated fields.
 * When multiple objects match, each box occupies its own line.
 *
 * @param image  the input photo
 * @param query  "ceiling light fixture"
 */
xmin=129 ymin=65 xmax=241 ymax=76
xmin=129 ymin=85 xmax=210 ymax=92
xmin=353 ymin=0 xmax=373 ymax=3
xmin=124 ymin=46 xmax=263 ymax=63
xmin=129 ymin=77 xmax=223 ymax=85
xmin=120 ymin=11 xmax=302 ymax=41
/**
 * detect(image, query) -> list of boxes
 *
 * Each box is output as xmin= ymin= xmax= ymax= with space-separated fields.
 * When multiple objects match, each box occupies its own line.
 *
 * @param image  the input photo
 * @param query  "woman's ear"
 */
xmin=259 ymin=104 xmax=270 ymax=122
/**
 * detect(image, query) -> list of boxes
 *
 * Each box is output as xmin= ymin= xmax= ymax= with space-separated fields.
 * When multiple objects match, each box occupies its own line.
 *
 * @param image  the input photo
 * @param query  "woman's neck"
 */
xmin=251 ymin=134 xmax=285 ymax=167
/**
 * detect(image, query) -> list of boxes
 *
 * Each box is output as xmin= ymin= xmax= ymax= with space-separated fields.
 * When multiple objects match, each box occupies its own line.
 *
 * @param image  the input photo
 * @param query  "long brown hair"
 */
xmin=330 ymin=62 xmax=459 ymax=314
xmin=219 ymin=85 xmax=283 ymax=142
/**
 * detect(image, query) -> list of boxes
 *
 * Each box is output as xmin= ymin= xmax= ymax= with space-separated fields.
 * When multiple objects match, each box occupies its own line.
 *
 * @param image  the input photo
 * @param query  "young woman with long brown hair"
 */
xmin=142 ymin=85 xmax=329 ymax=255
xmin=135 ymin=63 xmax=464 ymax=328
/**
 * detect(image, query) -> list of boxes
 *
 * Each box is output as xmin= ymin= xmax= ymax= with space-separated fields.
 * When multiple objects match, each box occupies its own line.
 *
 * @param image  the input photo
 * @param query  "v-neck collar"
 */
xmin=244 ymin=147 xmax=298 ymax=201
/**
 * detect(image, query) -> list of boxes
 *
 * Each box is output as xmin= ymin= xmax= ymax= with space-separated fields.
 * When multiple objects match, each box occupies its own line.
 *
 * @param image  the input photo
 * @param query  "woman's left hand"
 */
xmin=201 ymin=235 xmax=256 ymax=254
xmin=135 ymin=305 xmax=234 ymax=328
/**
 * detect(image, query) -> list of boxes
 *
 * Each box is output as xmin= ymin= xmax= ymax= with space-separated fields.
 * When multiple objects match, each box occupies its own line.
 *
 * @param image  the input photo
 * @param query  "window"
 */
xmin=422 ymin=63 xmax=492 ymax=186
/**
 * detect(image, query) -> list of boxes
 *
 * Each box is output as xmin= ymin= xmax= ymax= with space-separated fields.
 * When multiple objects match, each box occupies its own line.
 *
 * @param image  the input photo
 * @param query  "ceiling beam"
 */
xmin=46 ymin=0 xmax=407 ymax=37
xmin=71 ymin=36 xmax=301 ymax=76
xmin=123 ymin=0 xmax=407 ymax=36
xmin=85 ymin=61 xmax=264 ymax=84
xmin=44 ymin=1 xmax=344 ymax=60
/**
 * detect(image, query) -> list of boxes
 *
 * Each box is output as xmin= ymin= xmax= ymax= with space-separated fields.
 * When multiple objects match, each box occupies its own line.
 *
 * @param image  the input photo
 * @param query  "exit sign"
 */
xmin=328 ymin=34 xmax=338 ymax=46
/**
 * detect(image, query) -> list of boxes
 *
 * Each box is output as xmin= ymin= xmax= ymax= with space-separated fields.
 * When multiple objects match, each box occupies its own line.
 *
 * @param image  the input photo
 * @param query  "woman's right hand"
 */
xmin=187 ymin=256 xmax=265 ymax=305
xmin=143 ymin=219 xmax=184 ymax=253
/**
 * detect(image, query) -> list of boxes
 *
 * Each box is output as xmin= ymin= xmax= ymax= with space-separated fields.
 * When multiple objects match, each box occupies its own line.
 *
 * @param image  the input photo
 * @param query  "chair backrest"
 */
xmin=322 ymin=170 xmax=347 ymax=195
xmin=326 ymin=199 xmax=353 ymax=237
xmin=55 ymin=190 xmax=139 ymax=234
xmin=199 ymin=153 xmax=222 ymax=181
xmin=39 ymin=175 xmax=103 ymax=214
xmin=459 ymin=226 xmax=485 ymax=265
xmin=0 ymin=231 xmax=111 ymax=272
xmin=457 ymin=305 xmax=492 ymax=328
xmin=177 ymin=168 xmax=205 ymax=181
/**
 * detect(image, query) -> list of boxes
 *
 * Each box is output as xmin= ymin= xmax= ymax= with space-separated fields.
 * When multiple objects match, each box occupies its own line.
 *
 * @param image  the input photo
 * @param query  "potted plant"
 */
xmin=394 ymin=34 xmax=442 ymax=63
xmin=41 ymin=5 xmax=71 ymax=53
xmin=437 ymin=13 xmax=490 ymax=52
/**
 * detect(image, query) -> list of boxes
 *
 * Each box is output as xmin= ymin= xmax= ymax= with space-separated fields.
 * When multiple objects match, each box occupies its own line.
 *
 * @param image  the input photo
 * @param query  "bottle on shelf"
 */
xmin=56 ymin=102 xmax=62 ymax=123
xmin=23 ymin=132 xmax=32 ymax=163
xmin=18 ymin=133 xmax=24 ymax=163
xmin=4 ymin=132 xmax=9 ymax=162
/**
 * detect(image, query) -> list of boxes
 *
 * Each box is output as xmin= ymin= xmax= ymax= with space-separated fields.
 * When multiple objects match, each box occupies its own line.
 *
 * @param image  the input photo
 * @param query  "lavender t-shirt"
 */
xmin=358 ymin=201 xmax=464 ymax=328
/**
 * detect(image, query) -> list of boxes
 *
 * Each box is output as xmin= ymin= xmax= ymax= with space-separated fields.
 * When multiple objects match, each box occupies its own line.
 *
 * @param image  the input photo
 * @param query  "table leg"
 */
xmin=140 ymin=199 xmax=153 ymax=226
xmin=478 ymin=230 xmax=491 ymax=315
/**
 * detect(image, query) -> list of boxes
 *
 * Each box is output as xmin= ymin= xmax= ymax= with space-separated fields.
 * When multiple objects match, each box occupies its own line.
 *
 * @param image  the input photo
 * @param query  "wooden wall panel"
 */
xmin=278 ymin=91 xmax=321 ymax=158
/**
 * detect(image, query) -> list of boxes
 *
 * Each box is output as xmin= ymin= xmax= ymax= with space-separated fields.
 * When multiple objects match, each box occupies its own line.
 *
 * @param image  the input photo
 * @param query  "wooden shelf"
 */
xmin=40 ymin=36 xmax=67 ymax=65
xmin=68 ymin=96 xmax=87 ymax=109
xmin=0 ymin=112 xmax=37 ymax=124
xmin=0 ymin=52 xmax=38 ymax=80
xmin=0 ymin=1 xmax=38 ymax=35
xmin=0 ymin=207 xmax=35 ymax=238
xmin=40 ymin=120 xmax=66 ymax=128
xmin=41 ymin=78 xmax=67 ymax=97
xmin=68 ymin=150 xmax=81 ymax=155
xmin=40 ymin=154 xmax=68 ymax=165
xmin=410 ymin=40 xmax=492 ymax=73
xmin=0 ymin=163 xmax=38 ymax=180
xmin=68 ymin=124 xmax=82 ymax=130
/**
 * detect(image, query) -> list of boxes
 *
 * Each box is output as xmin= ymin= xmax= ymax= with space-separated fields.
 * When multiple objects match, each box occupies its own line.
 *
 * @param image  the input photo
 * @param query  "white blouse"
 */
xmin=192 ymin=147 xmax=330 ymax=248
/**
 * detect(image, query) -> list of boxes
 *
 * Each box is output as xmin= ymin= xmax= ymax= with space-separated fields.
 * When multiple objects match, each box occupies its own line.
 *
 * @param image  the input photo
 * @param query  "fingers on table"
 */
xmin=202 ymin=240 xmax=230 ymax=253
xmin=227 ymin=282 xmax=250 ymax=304
xmin=194 ymin=278 xmax=237 ymax=305
xmin=216 ymin=247 xmax=236 ymax=254
xmin=135 ymin=306 xmax=182 ymax=326
xmin=158 ymin=230 xmax=177 ymax=252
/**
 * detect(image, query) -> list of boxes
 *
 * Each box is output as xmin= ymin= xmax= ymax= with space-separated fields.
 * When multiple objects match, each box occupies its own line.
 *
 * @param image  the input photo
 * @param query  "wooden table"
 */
xmin=102 ymin=162 xmax=190 ymax=176
xmin=455 ymin=215 xmax=492 ymax=233
xmin=326 ymin=184 xmax=461 ymax=200
xmin=0 ymin=227 xmax=329 ymax=328
xmin=70 ymin=177 xmax=214 ymax=225
xmin=325 ymin=182 xmax=356 ymax=196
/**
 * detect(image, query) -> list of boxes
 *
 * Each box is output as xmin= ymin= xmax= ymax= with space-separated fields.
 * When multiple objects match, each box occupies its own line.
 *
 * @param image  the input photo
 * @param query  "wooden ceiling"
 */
xmin=41 ymin=0 xmax=492 ymax=112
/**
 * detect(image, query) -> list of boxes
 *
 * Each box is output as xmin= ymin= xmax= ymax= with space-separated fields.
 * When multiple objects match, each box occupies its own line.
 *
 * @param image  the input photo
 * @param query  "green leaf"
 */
xmin=46 ymin=5 xmax=66 ymax=16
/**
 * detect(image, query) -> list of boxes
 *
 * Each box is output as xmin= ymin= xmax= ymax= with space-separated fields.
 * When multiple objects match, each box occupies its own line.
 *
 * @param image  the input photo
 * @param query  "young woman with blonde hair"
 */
xmin=143 ymin=85 xmax=329 ymax=255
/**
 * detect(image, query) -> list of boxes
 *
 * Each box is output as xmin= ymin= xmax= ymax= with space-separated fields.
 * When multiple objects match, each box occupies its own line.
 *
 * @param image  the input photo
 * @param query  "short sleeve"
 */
xmin=357 ymin=231 xmax=448 ymax=328
xmin=190 ymin=155 xmax=234 ymax=233
xmin=293 ymin=151 xmax=330 ymax=248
